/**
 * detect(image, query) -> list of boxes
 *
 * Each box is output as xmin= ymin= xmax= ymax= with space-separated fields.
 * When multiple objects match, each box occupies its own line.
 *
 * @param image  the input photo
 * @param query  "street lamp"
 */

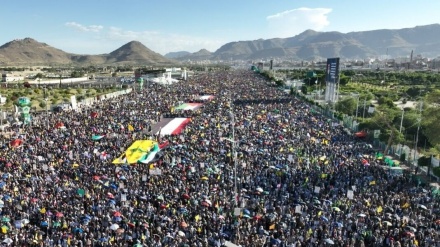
xmin=43 ymin=87 xmax=49 ymax=128
xmin=350 ymin=92 xmax=360 ymax=119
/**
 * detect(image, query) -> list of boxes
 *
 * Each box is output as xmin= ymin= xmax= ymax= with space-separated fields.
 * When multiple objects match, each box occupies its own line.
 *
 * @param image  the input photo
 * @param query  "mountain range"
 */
xmin=0 ymin=24 xmax=439 ymax=66
xmin=167 ymin=24 xmax=440 ymax=61
xmin=0 ymin=39 xmax=175 ymax=66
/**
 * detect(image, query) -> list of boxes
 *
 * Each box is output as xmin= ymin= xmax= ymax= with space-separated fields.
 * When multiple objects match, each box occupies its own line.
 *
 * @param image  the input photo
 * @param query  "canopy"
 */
xmin=355 ymin=131 xmax=367 ymax=138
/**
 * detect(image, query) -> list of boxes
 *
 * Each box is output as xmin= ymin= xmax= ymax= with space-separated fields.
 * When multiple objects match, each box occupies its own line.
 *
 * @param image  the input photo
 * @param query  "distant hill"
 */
xmin=172 ymin=24 xmax=440 ymax=61
xmin=1 ymin=24 xmax=440 ymax=65
xmin=0 ymin=38 xmax=176 ymax=66
xmin=164 ymin=51 xmax=191 ymax=59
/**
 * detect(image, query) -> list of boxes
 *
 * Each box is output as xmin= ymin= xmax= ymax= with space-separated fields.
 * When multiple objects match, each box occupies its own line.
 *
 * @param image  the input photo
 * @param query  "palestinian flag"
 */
xmin=92 ymin=135 xmax=105 ymax=141
xmin=175 ymin=103 xmax=202 ymax=111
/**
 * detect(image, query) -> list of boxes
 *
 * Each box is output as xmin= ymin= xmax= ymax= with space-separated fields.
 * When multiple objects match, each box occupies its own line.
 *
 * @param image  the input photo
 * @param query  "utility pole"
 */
xmin=413 ymin=102 xmax=423 ymax=168
xmin=230 ymin=107 xmax=238 ymax=206
xmin=399 ymin=108 xmax=404 ymax=133
xmin=362 ymin=99 xmax=367 ymax=119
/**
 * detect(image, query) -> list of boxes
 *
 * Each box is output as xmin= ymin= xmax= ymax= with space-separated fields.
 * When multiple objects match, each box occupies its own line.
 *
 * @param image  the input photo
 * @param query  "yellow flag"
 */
xmin=269 ymin=224 xmax=276 ymax=230
xmin=321 ymin=173 xmax=327 ymax=179
xmin=402 ymin=202 xmax=410 ymax=209
xmin=128 ymin=124 xmax=134 ymax=132
xmin=40 ymin=208 xmax=46 ymax=214
xmin=318 ymin=211 xmax=322 ymax=216
xmin=195 ymin=215 xmax=200 ymax=222
xmin=67 ymin=237 xmax=71 ymax=245
xmin=109 ymin=236 xmax=115 ymax=243
xmin=376 ymin=206 xmax=383 ymax=213
xmin=369 ymin=181 xmax=376 ymax=185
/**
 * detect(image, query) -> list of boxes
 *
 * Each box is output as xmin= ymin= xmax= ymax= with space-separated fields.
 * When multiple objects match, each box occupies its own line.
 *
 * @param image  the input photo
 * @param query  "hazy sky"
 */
xmin=1 ymin=0 xmax=439 ymax=55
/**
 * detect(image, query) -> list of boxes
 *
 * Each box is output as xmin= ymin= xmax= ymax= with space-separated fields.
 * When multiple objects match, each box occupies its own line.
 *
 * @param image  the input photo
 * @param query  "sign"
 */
xmin=142 ymin=175 xmax=147 ymax=181
xmin=324 ymin=58 xmax=340 ymax=102
xmin=150 ymin=168 xmax=162 ymax=176
xmin=233 ymin=208 xmax=241 ymax=216
xmin=121 ymin=194 xmax=127 ymax=202
xmin=288 ymin=155 xmax=293 ymax=162
xmin=325 ymin=58 xmax=340 ymax=83
xmin=70 ymin=95 xmax=78 ymax=110
xmin=314 ymin=186 xmax=320 ymax=194
xmin=374 ymin=130 xmax=381 ymax=139
xmin=432 ymin=156 xmax=440 ymax=167
xmin=295 ymin=205 xmax=302 ymax=214
xmin=347 ymin=190 xmax=354 ymax=200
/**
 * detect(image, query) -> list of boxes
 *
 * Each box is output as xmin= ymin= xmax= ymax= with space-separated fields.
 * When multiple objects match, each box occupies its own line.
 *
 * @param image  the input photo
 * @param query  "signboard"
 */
xmin=150 ymin=168 xmax=162 ymax=176
xmin=324 ymin=58 xmax=340 ymax=103
xmin=374 ymin=130 xmax=381 ymax=139
xmin=71 ymin=95 xmax=78 ymax=110
xmin=432 ymin=156 xmax=440 ymax=167
xmin=233 ymin=208 xmax=241 ymax=216
xmin=347 ymin=190 xmax=354 ymax=200
xmin=325 ymin=58 xmax=340 ymax=83
xmin=314 ymin=186 xmax=320 ymax=194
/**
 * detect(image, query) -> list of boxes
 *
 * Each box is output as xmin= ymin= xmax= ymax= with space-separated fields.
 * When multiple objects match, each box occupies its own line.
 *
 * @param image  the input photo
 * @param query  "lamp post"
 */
xmin=413 ymin=102 xmax=423 ymax=167
xmin=44 ymin=87 xmax=48 ymax=128
xmin=350 ymin=93 xmax=360 ymax=118
xmin=229 ymin=109 xmax=238 ymax=206
xmin=399 ymin=108 xmax=404 ymax=133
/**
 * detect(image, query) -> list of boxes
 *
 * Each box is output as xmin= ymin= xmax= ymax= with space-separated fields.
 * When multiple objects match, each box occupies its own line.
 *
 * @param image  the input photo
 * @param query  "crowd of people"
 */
xmin=0 ymin=70 xmax=438 ymax=247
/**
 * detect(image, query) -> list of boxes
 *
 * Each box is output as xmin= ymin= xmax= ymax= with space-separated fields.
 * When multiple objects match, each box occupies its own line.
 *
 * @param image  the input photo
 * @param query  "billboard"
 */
xmin=325 ymin=58 xmax=340 ymax=102
xmin=325 ymin=58 xmax=340 ymax=83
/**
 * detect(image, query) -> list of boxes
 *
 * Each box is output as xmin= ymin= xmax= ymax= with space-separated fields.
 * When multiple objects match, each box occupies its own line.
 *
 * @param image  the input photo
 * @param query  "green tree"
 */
xmin=335 ymin=97 xmax=357 ymax=115
xmin=422 ymin=90 xmax=440 ymax=147
xmin=371 ymin=106 xmax=404 ymax=154
xmin=301 ymin=85 xmax=308 ymax=95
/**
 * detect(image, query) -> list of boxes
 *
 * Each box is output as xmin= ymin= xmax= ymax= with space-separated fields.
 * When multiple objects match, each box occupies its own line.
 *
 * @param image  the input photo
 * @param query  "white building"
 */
xmin=2 ymin=73 xmax=24 ymax=82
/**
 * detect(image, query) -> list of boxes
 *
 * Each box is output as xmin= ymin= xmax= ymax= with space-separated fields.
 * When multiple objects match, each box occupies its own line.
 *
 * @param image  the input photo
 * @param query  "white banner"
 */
xmin=432 ymin=156 xmax=440 ymax=167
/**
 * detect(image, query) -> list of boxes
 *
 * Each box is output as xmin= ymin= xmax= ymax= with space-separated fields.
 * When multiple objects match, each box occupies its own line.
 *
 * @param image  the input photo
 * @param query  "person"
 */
xmin=0 ymin=70 xmax=437 ymax=246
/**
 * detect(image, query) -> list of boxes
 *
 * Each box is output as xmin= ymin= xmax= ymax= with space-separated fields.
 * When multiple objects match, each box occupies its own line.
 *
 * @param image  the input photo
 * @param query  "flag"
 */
xmin=157 ymin=127 xmax=162 ymax=143
xmin=369 ymin=181 xmax=376 ymax=185
xmin=128 ymin=124 xmax=134 ymax=132
xmin=195 ymin=215 xmax=200 ymax=222
xmin=269 ymin=224 xmax=276 ymax=230
xmin=376 ymin=206 xmax=383 ymax=213
xmin=67 ymin=237 xmax=71 ymax=245
xmin=92 ymin=135 xmax=105 ymax=141
xmin=401 ymin=202 xmax=410 ymax=209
